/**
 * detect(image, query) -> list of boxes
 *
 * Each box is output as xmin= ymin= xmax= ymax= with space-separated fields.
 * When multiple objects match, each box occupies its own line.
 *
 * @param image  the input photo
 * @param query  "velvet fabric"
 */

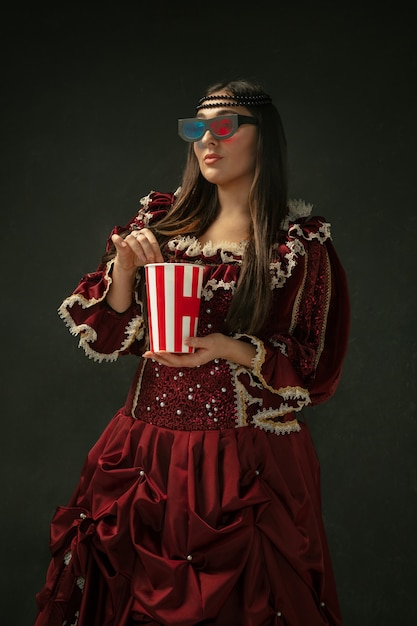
xmin=34 ymin=191 xmax=350 ymax=626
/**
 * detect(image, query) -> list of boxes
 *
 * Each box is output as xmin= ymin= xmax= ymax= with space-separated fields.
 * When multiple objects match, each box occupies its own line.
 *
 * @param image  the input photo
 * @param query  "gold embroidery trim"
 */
xmin=314 ymin=247 xmax=331 ymax=368
xmin=289 ymin=249 xmax=308 ymax=336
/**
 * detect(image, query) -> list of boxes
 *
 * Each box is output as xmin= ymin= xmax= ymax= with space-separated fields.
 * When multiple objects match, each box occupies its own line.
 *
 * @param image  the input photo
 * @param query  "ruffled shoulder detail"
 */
xmin=287 ymin=216 xmax=331 ymax=244
xmin=100 ymin=189 xmax=180 ymax=260
xmin=270 ymin=203 xmax=332 ymax=290
xmin=284 ymin=198 xmax=314 ymax=227
xmin=282 ymin=198 xmax=331 ymax=243
xmin=129 ymin=188 xmax=180 ymax=230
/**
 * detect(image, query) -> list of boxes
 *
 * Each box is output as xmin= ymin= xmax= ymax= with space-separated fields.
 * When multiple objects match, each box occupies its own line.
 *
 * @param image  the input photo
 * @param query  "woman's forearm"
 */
xmin=106 ymin=261 xmax=137 ymax=313
xmin=220 ymin=334 xmax=257 ymax=368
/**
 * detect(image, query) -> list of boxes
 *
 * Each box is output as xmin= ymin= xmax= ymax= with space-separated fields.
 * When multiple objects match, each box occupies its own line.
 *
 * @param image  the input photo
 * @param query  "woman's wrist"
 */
xmin=221 ymin=335 xmax=256 ymax=368
xmin=112 ymin=258 xmax=138 ymax=278
xmin=106 ymin=261 xmax=137 ymax=313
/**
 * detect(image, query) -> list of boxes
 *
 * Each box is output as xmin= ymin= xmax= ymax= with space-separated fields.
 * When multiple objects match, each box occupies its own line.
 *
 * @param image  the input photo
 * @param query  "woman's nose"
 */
xmin=200 ymin=129 xmax=217 ymax=144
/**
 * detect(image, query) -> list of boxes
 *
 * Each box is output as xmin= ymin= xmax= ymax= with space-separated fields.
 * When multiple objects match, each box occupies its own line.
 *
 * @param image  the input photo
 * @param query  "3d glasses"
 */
xmin=178 ymin=114 xmax=258 ymax=142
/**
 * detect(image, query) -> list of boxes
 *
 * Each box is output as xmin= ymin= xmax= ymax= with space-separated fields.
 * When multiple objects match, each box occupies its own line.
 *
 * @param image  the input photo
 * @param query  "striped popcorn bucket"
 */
xmin=145 ymin=263 xmax=204 ymax=353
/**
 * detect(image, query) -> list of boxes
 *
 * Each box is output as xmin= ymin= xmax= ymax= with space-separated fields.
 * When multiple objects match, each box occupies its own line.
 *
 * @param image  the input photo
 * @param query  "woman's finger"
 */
xmin=128 ymin=229 xmax=164 ymax=263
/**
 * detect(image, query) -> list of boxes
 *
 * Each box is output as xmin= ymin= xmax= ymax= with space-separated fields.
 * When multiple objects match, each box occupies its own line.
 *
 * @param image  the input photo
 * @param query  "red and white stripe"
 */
xmin=145 ymin=263 xmax=204 ymax=353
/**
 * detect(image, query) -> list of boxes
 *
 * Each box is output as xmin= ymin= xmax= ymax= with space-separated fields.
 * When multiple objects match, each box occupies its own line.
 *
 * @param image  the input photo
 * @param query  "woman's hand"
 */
xmin=111 ymin=228 xmax=164 ymax=271
xmin=143 ymin=333 xmax=256 ymax=369
xmin=107 ymin=228 xmax=164 ymax=313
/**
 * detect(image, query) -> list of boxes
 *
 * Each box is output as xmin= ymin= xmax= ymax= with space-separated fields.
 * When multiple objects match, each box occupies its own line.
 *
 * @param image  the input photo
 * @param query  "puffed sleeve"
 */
xmin=233 ymin=215 xmax=350 ymax=425
xmin=57 ymin=190 xmax=176 ymax=362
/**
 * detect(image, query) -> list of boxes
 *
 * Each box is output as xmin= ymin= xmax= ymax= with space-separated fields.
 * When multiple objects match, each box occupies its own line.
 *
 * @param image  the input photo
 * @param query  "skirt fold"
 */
xmin=35 ymin=412 xmax=342 ymax=626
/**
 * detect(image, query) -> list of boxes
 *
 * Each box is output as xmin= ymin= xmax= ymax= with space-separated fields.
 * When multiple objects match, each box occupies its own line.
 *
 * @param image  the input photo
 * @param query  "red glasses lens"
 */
xmin=210 ymin=117 xmax=234 ymax=137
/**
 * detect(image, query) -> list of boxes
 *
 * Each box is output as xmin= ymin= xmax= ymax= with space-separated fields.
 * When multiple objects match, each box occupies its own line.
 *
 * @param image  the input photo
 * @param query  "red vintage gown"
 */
xmin=34 ymin=190 xmax=350 ymax=626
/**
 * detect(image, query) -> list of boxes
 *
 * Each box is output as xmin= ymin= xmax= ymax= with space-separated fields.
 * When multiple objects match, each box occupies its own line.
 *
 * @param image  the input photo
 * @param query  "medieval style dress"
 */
xmin=34 ymin=190 xmax=350 ymax=626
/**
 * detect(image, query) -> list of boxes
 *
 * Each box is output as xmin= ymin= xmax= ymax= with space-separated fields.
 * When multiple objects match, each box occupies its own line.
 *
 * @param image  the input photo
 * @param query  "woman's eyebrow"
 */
xmin=197 ymin=108 xmax=239 ymax=119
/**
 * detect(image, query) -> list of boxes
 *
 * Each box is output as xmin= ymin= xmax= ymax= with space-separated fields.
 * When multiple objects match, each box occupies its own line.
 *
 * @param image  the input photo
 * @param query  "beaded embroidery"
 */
xmin=59 ymin=191 xmax=333 ymax=435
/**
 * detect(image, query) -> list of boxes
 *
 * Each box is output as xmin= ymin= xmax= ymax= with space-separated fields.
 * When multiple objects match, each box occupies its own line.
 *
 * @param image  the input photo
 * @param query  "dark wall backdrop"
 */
xmin=1 ymin=2 xmax=416 ymax=625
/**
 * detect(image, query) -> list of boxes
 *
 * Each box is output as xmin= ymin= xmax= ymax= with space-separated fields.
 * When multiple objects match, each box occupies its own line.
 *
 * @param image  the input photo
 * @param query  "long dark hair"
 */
xmin=154 ymin=78 xmax=288 ymax=334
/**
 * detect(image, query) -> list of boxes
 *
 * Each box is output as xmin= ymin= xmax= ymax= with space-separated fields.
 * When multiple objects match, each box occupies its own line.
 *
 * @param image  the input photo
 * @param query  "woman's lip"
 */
xmin=204 ymin=154 xmax=222 ymax=163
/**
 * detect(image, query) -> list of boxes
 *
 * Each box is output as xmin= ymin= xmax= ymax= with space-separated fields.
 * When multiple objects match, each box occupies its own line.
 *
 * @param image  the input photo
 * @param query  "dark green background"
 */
xmin=1 ymin=2 xmax=416 ymax=625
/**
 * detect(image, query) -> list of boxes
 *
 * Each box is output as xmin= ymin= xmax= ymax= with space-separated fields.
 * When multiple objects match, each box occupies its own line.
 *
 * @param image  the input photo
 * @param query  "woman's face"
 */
xmin=193 ymin=99 xmax=258 ymax=190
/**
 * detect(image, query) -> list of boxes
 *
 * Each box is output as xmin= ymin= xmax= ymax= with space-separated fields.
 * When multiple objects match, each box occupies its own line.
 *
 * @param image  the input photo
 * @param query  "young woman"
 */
xmin=34 ymin=79 xmax=350 ymax=626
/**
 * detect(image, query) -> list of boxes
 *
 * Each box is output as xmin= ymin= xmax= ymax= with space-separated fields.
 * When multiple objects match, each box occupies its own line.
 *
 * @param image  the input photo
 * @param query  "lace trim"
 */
xmin=136 ymin=188 xmax=176 ymax=225
xmin=270 ymin=238 xmax=305 ymax=290
xmin=252 ymin=412 xmax=302 ymax=434
xmin=167 ymin=233 xmax=309 ymax=294
xmin=202 ymin=277 xmax=236 ymax=301
xmin=135 ymin=192 xmax=156 ymax=227
xmin=139 ymin=187 xmax=181 ymax=210
xmin=288 ymin=220 xmax=331 ymax=244
xmin=237 ymin=334 xmax=311 ymax=404
xmin=58 ymin=260 xmax=145 ymax=363
xmin=131 ymin=359 xmax=147 ymax=418
xmin=282 ymin=198 xmax=313 ymax=229
xmin=229 ymin=335 xmax=310 ymax=434
xmin=231 ymin=368 xmax=307 ymax=434
xmin=167 ymin=236 xmax=247 ymax=260
xmin=165 ymin=226 xmax=329 ymax=295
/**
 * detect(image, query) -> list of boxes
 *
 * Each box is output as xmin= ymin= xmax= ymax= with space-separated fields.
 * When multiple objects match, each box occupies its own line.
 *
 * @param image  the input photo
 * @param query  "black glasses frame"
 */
xmin=178 ymin=114 xmax=258 ymax=142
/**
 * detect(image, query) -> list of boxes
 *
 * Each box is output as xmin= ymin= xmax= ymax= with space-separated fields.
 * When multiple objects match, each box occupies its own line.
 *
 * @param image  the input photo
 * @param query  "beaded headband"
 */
xmin=196 ymin=93 xmax=272 ymax=110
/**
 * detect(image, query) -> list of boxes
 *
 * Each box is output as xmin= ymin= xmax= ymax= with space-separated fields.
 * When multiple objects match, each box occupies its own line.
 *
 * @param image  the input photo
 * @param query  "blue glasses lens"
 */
xmin=183 ymin=120 xmax=205 ymax=140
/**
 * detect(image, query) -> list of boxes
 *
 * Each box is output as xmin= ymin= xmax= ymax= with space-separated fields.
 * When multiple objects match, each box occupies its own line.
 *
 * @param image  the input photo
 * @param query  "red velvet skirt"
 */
xmin=34 ymin=412 xmax=342 ymax=626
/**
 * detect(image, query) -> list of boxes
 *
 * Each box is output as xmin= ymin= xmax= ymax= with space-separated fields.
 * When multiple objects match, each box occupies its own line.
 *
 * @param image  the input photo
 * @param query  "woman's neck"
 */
xmin=216 ymin=184 xmax=251 ymax=218
xmin=199 ymin=187 xmax=252 ymax=245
